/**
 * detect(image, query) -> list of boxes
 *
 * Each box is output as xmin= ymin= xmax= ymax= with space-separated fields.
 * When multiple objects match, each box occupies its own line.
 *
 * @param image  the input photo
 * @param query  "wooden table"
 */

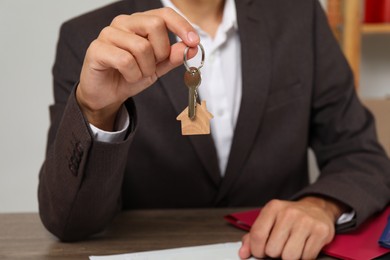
xmin=0 ymin=208 xmax=250 ymax=259
xmin=0 ymin=208 xmax=347 ymax=259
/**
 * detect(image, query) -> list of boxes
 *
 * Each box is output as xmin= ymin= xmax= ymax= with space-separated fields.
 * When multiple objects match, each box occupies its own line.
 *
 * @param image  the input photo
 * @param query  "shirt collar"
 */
xmin=160 ymin=0 xmax=238 ymax=36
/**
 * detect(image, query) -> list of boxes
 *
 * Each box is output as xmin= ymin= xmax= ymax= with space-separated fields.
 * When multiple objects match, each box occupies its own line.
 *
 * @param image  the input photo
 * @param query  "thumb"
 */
xmin=156 ymin=41 xmax=199 ymax=77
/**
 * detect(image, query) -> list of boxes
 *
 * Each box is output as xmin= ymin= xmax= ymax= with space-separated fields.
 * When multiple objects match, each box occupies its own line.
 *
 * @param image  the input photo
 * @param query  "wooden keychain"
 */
xmin=176 ymin=44 xmax=213 ymax=135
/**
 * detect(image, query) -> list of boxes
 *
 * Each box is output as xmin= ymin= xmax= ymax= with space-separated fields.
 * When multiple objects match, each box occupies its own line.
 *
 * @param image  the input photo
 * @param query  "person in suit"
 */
xmin=38 ymin=0 xmax=390 ymax=259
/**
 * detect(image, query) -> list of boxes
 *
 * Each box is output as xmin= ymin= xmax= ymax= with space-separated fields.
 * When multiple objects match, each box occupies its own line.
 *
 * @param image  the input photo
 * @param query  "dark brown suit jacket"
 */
xmin=39 ymin=0 xmax=390 ymax=241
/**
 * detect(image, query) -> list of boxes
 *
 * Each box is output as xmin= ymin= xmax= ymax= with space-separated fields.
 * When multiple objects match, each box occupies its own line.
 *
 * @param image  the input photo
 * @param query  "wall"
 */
xmin=360 ymin=34 xmax=390 ymax=98
xmin=0 ymin=0 xmax=114 ymax=212
xmin=0 ymin=0 xmax=388 ymax=212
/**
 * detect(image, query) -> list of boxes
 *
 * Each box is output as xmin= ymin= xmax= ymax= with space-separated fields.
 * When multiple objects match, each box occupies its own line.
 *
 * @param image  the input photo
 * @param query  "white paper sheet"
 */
xmin=89 ymin=241 xmax=256 ymax=260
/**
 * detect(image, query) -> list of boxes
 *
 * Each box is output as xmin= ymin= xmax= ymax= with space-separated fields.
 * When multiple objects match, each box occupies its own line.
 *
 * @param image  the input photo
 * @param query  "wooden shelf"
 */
xmin=362 ymin=24 xmax=390 ymax=34
xmin=326 ymin=1 xmax=390 ymax=88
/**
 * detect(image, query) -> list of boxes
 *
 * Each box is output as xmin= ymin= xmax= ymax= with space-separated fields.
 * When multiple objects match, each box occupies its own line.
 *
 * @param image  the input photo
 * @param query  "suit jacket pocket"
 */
xmin=265 ymin=82 xmax=303 ymax=111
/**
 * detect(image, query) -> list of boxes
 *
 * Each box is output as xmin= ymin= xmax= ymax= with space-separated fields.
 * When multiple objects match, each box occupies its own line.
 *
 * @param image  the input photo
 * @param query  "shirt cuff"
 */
xmin=89 ymin=105 xmax=129 ymax=143
xmin=336 ymin=211 xmax=355 ymax=225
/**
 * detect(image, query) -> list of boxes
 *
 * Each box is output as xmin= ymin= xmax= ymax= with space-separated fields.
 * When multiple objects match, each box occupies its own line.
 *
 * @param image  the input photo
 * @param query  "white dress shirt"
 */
xmin=161 ymin=0 xmax=241 ymax=175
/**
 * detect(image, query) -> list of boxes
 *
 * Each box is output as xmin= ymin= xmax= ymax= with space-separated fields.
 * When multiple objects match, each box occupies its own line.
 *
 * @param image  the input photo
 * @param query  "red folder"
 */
xmin=225 ymin=207 xmax=390 ymax=260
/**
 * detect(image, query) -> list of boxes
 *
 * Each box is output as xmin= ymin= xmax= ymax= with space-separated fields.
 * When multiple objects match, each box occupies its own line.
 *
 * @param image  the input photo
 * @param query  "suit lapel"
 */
xmin=133 ymin=0 xmax=162 ymax=11
xmin=215 ymin=0 xmax=272 ymax=204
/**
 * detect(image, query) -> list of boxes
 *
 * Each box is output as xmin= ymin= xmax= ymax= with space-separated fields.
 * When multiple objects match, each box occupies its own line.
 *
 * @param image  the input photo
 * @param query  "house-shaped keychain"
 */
xmin=176 ymin=101 xmax=214 ymax=135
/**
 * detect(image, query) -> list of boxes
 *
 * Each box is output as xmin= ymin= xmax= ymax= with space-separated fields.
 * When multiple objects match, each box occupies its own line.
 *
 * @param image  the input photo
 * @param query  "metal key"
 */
xmin=184 ymin=67 xmax=202 ymax=120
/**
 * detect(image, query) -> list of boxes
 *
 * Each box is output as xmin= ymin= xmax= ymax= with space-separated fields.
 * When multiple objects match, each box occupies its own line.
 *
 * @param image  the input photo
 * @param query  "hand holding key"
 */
xmin=76 ymin=7 xmax=199 ymax=131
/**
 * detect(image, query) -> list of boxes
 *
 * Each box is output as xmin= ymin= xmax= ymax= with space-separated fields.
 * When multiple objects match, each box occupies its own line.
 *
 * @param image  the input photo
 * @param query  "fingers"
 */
xmin=248 ymin=200 xmax=280 ymax=258
xmin=245 ymin=199 xmax=336 ymax=260
xmin=156 ymin=41 xmax=198 ymax=77
xmin=239 ymin=234 xmax=251 ymax=259
xmin=99 ymin=26 xmax=156 ymax=77
xmin=143 ymin=7 xmax=199 ymax=47
xmin=302 ymin=220 xmax=334 ymax=259
xmin=277 ymin=219 xmax=310 ymax=259
xmin=110 ymin=14 xmax=170 ymax=63
xmin=301 ymin=233 xmax=327 ymax=259
xmin=110 ymin=8 xmax=199 ymax=62
xmin=99 ymin=7 xmax=200 ymax=79
xmin=78 ymin=7 xmax=200 ymax=127
xmin=86 ymin=40 xmax=142 ymax=84
xmin=262 ymin=216 xmax=291 ymax=258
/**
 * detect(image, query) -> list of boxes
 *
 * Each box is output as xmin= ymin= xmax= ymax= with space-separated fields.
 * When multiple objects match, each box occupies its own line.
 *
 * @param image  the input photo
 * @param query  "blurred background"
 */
xmin=0 ymin=0 xmax=114 ymax=213
xmin=0 ymin=0 xmax=389 ymax=213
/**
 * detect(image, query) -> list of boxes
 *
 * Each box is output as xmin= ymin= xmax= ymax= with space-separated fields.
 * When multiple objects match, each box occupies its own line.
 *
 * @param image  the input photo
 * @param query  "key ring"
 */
xmin=183 ymin=43 xmax=205 ymax=72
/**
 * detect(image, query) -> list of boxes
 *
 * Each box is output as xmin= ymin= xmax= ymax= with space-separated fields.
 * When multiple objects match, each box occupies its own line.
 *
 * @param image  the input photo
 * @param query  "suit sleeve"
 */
xmin=38 ymin=21 xmax=136 ymax=242
xmin=293 ymin=1 xmax=390 ymax=228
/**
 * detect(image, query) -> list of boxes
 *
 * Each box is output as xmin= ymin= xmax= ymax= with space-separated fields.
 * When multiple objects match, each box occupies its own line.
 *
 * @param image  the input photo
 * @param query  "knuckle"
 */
xmin=117 ymin=53 xmax=135 ymax=69
xmin=147 ymin=16 xmax=165 ymax=30
xmin=300 ymin=216 xmax=314 ymax=229
xmin=88 ymin=39 xmax=100 ymax=51
xmin=111 ymin=14 xmax=127 ymax=26
xmin=99 ymin=26 xmax=113 ymax=39
xmin=134 ymin=40 xmax=153 ymax=56
xmin=284 ymin=207 xmax=301 ymax=220
xmin=314 ymin=222 xmax=332 ymax=239
xmin=86 ymin=40 xmax=101 ymax=57
xmin=266 ymin=199 xmax=283 ymax=211
xmin=161 ymin=7 xmax=175 ymax=16
xmin=316 ymin=222 xmax=330 ymax=234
